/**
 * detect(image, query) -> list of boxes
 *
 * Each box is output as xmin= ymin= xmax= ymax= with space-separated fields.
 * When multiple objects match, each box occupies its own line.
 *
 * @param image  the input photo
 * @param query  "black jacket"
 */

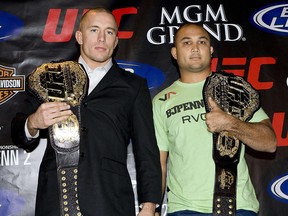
xmin=11 ymin=61 xmax=162 ymax=216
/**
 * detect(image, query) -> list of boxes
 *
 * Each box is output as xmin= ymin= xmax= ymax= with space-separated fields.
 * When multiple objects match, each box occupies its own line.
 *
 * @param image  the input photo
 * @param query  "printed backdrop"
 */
xmin=0 ymin=0 xmax=287 ymax=215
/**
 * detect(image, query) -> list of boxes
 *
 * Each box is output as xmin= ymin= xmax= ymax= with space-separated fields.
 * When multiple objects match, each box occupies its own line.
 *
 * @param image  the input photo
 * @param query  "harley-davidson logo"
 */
xmin=0 ymin=64 xmax=25 ymax=105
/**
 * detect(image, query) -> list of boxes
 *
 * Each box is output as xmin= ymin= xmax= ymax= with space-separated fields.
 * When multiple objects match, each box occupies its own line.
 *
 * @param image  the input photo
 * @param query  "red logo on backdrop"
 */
xmin=42 ymin=7 xmax=137 ymax=42
xmin=0 ymin=65 xmax=25 ymax=105
xmin=211 ymin=57 xmax=276 ymax=90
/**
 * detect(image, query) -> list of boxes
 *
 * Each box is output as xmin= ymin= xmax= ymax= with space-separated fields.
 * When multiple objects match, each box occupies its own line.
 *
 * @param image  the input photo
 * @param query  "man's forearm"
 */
xmin=226 ymin=118 xmax=277 ymax=152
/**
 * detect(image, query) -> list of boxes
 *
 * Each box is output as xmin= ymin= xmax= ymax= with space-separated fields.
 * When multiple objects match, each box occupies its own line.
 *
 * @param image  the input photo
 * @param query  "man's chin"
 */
xmin=188 ymin=66 xmax=210 ymax=73
xmin=93 ymin=56 xmax=110 ymax=63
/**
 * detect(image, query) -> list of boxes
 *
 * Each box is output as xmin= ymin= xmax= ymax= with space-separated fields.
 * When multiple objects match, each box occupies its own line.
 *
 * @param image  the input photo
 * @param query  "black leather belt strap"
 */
xmin=212 ymin=132 xmax=241 ymax=216
xmin=213 ymin=163 xmax=237 ymax=215
xmin=57 ymin=155 xmax=81 ymax=216
xmin=203 ymin=71 xmax=260 ymax=216
xmin=53 ymin=137 xmax=82 ymax=216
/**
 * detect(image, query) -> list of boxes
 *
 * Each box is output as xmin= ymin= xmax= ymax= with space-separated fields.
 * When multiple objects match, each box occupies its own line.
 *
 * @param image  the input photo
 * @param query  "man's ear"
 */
xmin=210 ymin=46 xmax=214 ymax=56
xmin=171 ymin=47 xmax=177 ymax=60
xmin=75 ymin=31 xmax=83 ymax=45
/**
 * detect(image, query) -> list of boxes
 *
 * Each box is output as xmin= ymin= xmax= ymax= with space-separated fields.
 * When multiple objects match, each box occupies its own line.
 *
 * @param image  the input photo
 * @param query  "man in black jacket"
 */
xmin=11 ymin=7 xmax=161 ymax=216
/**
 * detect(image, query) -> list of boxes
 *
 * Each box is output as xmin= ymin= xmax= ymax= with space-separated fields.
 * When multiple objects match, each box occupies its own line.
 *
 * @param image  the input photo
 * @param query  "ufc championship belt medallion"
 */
xmin=203 ymin=71 xmax=260 ymax=216
xmin=27 ymin=61 xmax=88 ymax=216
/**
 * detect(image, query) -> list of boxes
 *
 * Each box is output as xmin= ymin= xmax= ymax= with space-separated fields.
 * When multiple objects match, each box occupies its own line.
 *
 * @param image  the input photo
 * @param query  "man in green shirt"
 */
xmin=153 ymin=23 xmax=277 ymax=216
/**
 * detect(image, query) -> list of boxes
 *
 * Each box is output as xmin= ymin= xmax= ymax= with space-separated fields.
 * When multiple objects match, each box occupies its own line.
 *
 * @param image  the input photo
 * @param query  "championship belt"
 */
xmin=27 ymin=61 xmax=88 ymax=216
xmin=203 ymin=71 xmax=260 ymax=216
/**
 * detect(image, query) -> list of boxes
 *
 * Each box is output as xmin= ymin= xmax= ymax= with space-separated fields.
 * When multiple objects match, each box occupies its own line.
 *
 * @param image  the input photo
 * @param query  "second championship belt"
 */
xmin=203 ymin=71 xmax=260 ymax=216
xmin=27 ymin=61 xmax=88 ymax=216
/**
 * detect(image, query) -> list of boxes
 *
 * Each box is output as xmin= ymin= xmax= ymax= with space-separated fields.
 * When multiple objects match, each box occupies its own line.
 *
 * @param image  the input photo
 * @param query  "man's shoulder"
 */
xmin=152 ymin=81 xmax=178 ymax=103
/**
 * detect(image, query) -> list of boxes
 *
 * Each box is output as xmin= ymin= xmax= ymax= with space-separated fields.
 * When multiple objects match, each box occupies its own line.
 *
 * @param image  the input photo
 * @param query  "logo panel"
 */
xmin=0 ymin=65 xmax=25 ymax=105
xmin=268 ymin=173 xmax=288 ymax=203
xmin=251 ymin=3 xmax=288 ymax=35
xmin=0 ymin=10 xmax=24 ymax=42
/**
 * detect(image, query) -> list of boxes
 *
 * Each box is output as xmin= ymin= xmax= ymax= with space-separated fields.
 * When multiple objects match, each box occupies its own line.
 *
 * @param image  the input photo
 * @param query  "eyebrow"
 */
xmin=179 ymin=36 xmax=209 ymax=44
xmin=180 ymin=35 xmax=209 ymax=41
xmin=199 ymin=36 xmax=209 ymax=40
xmin=89 ymin=25 xmax=117 ymax=32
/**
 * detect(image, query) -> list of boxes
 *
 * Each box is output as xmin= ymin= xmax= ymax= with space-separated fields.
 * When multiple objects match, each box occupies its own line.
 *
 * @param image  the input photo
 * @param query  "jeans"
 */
xmin=167 ymin=210 xmax=257 ymax=216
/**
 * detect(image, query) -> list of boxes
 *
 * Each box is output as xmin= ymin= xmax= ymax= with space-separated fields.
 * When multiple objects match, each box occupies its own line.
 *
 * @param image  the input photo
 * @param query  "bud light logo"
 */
xmin=251 ymin=3 xmax=288 ymax=36
xmin=0 ymin=11 xmax=24 ymax=42
xmin=268 ymin=173 xmax=288 ymax=203
xmin=116 ymin=60 xmax=165 ymax=89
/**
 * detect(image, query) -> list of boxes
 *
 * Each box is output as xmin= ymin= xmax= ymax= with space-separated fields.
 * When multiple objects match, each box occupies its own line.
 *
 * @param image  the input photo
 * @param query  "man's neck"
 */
xmin=180 ymin=70 xmax=211 ymax=83
xmin=79 ymin=56 xmax=112 ymax=71
xmin=79 ymin=55 xmax=112 ymax=70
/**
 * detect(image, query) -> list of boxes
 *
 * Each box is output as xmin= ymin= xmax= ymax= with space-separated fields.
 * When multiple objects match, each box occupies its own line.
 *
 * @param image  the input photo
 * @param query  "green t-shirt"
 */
xmin=152 ymin=79 xmax=268 ymax=214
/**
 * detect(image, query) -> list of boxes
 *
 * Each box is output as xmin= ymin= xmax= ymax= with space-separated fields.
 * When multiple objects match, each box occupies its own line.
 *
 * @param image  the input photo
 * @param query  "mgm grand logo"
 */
xmin=0 ymin=64 xmax=25 ymax=105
